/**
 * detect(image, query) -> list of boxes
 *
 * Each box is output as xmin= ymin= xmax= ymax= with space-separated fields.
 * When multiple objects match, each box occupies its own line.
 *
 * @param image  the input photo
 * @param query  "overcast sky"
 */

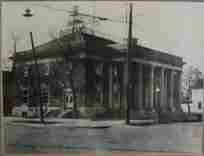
xmin=2 ymin=1 xmax=204 ymax=72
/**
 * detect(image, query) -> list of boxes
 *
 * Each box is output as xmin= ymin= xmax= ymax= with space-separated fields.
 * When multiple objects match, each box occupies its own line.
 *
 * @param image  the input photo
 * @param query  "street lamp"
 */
xmin=155 ymin=87 xmax=160 ymax=124
xmin=23 ymin=8 xmax=33 ymax=17
xmin=23 ymin=8 xmax=45 ymax=124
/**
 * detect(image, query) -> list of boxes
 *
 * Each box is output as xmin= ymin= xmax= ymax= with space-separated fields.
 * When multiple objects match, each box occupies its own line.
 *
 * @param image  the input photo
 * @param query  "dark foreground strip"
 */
xmin=7 ymin=144 xmax=195 ymax=154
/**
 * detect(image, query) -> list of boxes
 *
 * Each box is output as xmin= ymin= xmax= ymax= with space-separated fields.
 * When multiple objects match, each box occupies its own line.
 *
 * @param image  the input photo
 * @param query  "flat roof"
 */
xmin=12 ymin=32 xmax=183 ymax=67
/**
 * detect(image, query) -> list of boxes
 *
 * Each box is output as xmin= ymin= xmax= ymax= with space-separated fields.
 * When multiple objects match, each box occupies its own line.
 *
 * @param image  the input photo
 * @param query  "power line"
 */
xmin=31 ymin=4 xmax=144 ymax=26
xmin=31 ymin=3 xmax=144 ymax=42
xmin=32 ymin=4 xmax=108 ymax=21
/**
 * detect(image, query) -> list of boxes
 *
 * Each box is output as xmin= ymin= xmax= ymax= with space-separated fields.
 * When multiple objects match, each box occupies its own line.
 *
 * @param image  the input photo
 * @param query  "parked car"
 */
xmin=12 ymin=104 xmax=35 ymax=118
xmin=45 ymin=109 xmax=62 ymax=118
xmin=58 ymin=110 xmax=80 ymax=119
xmin=12 ymin=105 xmax=59 ymax=118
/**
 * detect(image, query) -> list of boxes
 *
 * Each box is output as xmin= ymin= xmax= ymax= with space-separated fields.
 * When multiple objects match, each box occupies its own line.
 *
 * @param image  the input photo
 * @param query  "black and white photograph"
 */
xmin=1 ymin=1 xmax=204 ymax=155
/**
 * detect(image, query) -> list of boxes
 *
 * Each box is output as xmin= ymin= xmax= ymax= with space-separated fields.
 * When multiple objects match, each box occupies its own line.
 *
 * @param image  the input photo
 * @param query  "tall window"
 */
xmin=113 ymin=64 xmax=118 ymax=77
xmin=40 ymin=84 xmax=49 ymax=108
xmin=24 ymin=66 xmax=29 ymax=77
xmin=40 ymin=63 xmax=50 ymax=76
xmin=44 ymin=64 xmax=49 ymax=76
xmin=22 ymin=87 xmax=29 ymax=105
xmin=96 ymin=63 xmax=103 ymax=76
xmin=198 ymin=101 xmax=202 ymax=109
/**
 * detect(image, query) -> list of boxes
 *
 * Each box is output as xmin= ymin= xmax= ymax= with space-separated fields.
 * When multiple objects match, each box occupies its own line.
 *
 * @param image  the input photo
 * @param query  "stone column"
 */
xmin=160 ymin=67 xmax=165 ymax=111
xmin=119 ymin=64 xmax=123 ymax=113
xmin=109 ymin=64 xmax=113 ymax=109
xmin=170 ymin=70 xmax=175 ymax=112
xmin=138 ymin=63 xmax=143 ymax=111
xmin=164 ymin=70 xmax=168 ymax=111
xmin=177 ymin=71 xmax=182 ymax=112
xmin=150 ymin=65 xmax=155 ymax=111
xmin=134 ymin=82 xmax=137 ymax=110
xmin=84 ymin=60 xmax=89 ymax=107
xmin=132 ymin=64 xmax=137 ymax=110
xmin=123 ymin=63 xmax=128 ymax=113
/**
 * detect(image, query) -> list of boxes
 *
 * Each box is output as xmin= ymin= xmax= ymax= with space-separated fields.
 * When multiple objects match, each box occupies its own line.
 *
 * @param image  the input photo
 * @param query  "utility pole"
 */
xmin=126 ymin=3 xmax=133 ymax=124
xmin=30 ymin=32 xmax=45 ymax=124
xmin=23 ymin=9 xmax=45 ymax=124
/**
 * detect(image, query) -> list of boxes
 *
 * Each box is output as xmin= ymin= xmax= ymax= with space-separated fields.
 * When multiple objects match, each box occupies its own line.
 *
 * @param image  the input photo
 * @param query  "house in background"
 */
xmin=182 ymin=65 xmax=203 ymax=99
xmin=182 ymin=78 xmax=204 ymax=120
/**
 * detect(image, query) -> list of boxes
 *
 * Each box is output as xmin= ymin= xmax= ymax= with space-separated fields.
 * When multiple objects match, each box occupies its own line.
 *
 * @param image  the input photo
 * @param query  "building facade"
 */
xmin=3 ymin=71 xmax=15 ymax=116
xmin=12 ymin=32 xmax=185 ymax=122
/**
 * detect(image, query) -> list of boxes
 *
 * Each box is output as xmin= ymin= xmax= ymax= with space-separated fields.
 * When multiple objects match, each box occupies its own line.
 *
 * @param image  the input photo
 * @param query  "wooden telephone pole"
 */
xmin=30 ymin=32 xmax=45 ymax=123
xmin=126 ymin=3 xmax=133 ymax=124
xmin=23 ymin=9 xmax=45 ymax=124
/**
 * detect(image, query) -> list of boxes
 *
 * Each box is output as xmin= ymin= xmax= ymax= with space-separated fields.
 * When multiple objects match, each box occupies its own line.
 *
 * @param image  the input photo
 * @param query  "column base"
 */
xmin=137 ymin=109 xmax=145 ymax=113
xmin=150 ymin=108 xmax=156 ymax=113
xmin=130 ymin=109 xmax=158 ymax=121
xmin=158 ymin=110 xmax=186 ymax=123
xmin=161 ymin=109 xmax=167 ymax=113
xmin=170 ymin=106 xmax=177 ymax=113
xmin=159 ymin=106 xmax=169 ymax=113
xmin=144 ymin=106 xmax=156 ymax=112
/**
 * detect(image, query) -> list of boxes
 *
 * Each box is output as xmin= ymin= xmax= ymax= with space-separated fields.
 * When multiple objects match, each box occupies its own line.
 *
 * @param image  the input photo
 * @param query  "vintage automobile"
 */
xmin=12 ymin=104 xmax=35 ymax=118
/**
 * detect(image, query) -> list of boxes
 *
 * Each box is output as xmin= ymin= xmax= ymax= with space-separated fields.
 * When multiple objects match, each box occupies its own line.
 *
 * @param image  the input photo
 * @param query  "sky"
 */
xmin=2 ymin=1 xmax=204 ymax=72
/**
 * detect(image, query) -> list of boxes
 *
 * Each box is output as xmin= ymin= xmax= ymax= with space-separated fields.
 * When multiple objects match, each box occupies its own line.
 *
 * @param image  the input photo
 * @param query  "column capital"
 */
xmin=139 ymin=62 xmax=143 ymax=68
xmin=176 ymin=70 xmax=182 ymax=75
xmin=151 ymin=64 xmax=156 ymax=69
xmin=150 ymin=65 xmax=155 ymax=72
xmin=160 ymin=66 xmax=165 ymax=72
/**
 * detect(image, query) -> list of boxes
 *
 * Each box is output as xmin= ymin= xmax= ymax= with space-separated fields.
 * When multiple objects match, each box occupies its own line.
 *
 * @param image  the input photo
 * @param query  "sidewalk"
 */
xmin=5 ymin=117 xmax=125 ymax=128
xmin=5 ymin=117 xmax=159 ymax=128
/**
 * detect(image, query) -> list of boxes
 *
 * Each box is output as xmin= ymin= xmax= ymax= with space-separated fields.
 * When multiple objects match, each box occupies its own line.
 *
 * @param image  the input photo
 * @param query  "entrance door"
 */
xmin=64 ymin=89 xmax=73 ymax=109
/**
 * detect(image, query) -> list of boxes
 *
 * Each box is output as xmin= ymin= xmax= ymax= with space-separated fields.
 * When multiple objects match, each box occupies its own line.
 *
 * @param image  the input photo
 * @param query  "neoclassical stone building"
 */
xmin=12 ymin=32 xmax=184 ymax=121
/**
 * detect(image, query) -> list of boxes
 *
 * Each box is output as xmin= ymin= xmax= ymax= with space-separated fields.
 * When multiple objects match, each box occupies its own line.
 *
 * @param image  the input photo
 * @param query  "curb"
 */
xmin=7 ymin=121 xmax=112 ymax=129
xmin=129 ymin=120 xmax=156 ymax=126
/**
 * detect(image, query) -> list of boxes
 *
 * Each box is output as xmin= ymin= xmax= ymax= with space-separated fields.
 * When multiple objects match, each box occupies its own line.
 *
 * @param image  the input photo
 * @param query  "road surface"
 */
xmin=4 ymin=119 xmax=203 ymax=153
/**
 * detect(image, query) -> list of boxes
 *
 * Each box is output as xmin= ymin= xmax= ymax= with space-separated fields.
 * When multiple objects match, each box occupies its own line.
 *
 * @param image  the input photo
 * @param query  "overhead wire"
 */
xmin=31 ymin=3 xmax=144 ymax=42
xmin=31 ymin=3 xmax=144 ymax=26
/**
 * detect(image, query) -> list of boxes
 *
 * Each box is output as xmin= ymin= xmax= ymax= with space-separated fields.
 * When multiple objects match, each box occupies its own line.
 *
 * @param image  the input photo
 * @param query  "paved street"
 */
xmin=5 ymin=151 xmax=204 ymax=156
xmin=3 ymin=117 xmax=204 ymax=153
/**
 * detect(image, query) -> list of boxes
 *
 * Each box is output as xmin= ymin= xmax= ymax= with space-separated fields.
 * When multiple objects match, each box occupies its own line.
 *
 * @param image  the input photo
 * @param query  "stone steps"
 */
xmin=129 ymin=110 xmax=197 ymax=124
